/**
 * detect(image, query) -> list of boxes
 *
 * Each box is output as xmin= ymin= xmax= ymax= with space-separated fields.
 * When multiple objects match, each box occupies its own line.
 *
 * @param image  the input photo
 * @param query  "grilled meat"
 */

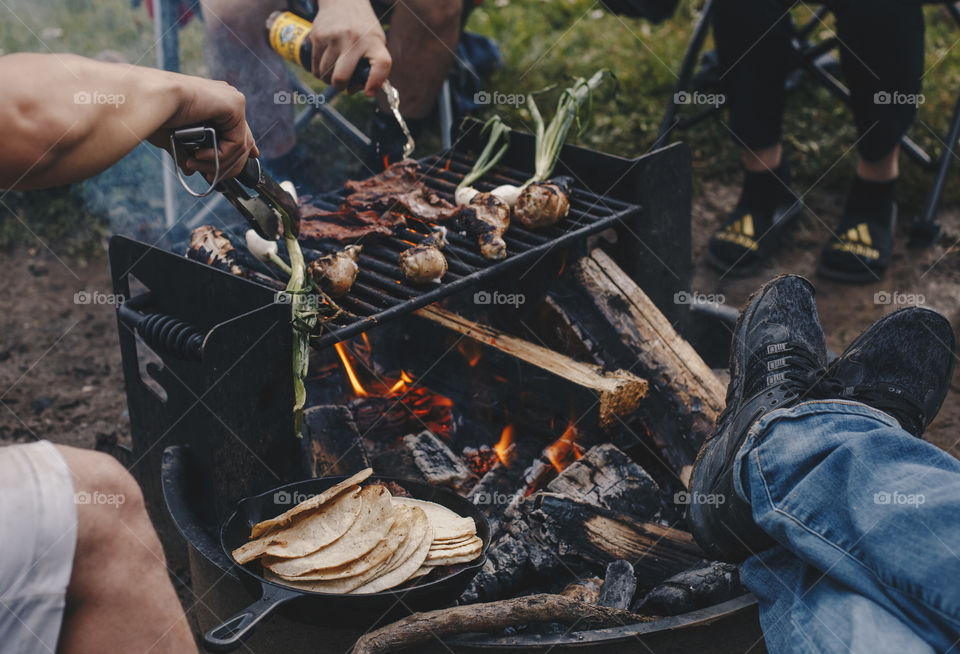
xmin=298 ymin=160 xmax=457 ymax=243
xmin=458 ymin=192 xmax=510 ymax=260
xmin=513 ymin=179 xmax=571 ymax=229
xmin=307 ymin=245 xmax=362 ymax=297
xmin=297 ymin=207 xmax=404 ymax=242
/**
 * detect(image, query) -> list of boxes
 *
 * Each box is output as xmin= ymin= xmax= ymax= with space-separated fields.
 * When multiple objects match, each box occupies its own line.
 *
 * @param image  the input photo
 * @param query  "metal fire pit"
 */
xmin=111 ymin=130 xmax=763 ymax=651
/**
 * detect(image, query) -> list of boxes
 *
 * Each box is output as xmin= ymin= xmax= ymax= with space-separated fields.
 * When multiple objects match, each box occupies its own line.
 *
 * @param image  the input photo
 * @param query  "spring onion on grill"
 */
xmin=454 ymin=116 xmax=513 ymax=259
xmin=245 ymin=229 xmax=293 ymax=276
xmin=509 ymin=70 xmax=613 ymax=229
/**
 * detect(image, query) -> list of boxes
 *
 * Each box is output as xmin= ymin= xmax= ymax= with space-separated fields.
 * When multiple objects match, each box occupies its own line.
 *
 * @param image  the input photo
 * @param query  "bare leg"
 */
xmin=381 ymin=0 xmax=462 ymax=118
xmin=857 ymin=145 xmax=899 ymax=182
xmin=54 ymin=446 xmax=196 ymax=654
xmin=199 ymin=0 xmax=295 ymax=159
xmin=742 ymin=143 xmax=783 ymax=173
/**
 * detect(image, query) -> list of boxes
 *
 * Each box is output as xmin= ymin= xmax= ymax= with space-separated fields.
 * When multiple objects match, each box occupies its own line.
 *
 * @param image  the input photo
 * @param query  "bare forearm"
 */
xmin=0 ymin=53 xmax=184 ymax=190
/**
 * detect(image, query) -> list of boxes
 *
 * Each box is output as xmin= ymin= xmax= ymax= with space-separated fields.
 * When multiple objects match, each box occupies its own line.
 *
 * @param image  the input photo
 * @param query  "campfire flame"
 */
xmin=544 ymin=419 xmax=584 ymax=473
xmin=495 ymin=424 xmax=515 ymax=467
xmin=334 ymin=342 xmax=368 ymax=397
xmin=334 ymin=341 xmax=453 ymax=437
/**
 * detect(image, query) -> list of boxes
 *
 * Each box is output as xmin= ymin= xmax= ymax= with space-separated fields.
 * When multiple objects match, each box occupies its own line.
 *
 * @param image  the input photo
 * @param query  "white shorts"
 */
xmin=0 ymin=441 xmax=77 ymax=652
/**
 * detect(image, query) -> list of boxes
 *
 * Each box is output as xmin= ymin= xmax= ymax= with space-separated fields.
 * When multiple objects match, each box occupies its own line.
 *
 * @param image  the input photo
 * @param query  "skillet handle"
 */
xmin=202 ymin=583 xmax=299 ymax=652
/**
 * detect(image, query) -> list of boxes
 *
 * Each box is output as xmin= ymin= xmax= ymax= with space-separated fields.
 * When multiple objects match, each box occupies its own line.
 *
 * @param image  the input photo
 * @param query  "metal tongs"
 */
xmin=170 ymin=126 xmax=300 ymax=240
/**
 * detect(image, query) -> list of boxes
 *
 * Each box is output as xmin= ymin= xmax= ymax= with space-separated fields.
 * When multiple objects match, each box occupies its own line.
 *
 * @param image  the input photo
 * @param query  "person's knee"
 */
xmin=55 ymin=446 xmax=152 ymax=548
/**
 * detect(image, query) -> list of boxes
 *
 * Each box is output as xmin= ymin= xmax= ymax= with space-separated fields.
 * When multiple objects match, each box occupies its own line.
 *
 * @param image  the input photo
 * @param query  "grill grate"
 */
xmin=294 ymin=151 xmax=642 ymax=349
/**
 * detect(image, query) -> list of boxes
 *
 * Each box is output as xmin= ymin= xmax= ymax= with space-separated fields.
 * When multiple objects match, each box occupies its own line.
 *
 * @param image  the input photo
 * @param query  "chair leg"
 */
xmin=654 ymin=0 xmax=716 ymax=149
xmin=909 ymin=95 xmax=960 ymax=247
xmin=438 ymin=80 xmax=454 ymax=150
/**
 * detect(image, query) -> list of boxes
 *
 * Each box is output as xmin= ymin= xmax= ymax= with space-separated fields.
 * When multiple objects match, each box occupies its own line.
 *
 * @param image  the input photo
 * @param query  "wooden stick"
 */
xmin=415 ymin=305 xmax=649 ymax=430
xmin=351 ymin=593 xmax=654 ymax=654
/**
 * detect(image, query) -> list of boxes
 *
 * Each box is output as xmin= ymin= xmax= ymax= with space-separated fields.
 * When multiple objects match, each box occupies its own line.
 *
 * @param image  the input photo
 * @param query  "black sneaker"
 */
xmin=688 ymin=275 xmax=828 ymax=562
xmin=823 ymin=307 xmax=955 ymax=437
xmin=817 ymin=205 xmax=895 ymax=283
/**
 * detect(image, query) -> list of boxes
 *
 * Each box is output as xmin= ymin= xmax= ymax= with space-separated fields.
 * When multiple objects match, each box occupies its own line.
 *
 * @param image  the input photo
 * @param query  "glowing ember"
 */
xmin=495 ymin=424 xmax=516 ymax=466
xmin=544 ymin=419 xmax=584 ymax=473
xmin=458 ymin=340 xmax=483 ymax=367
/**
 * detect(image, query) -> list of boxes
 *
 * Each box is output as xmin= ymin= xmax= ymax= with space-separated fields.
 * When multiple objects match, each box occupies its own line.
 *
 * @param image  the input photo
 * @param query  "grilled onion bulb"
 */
xmin=307 ymin=244 xmax=361 ymax=297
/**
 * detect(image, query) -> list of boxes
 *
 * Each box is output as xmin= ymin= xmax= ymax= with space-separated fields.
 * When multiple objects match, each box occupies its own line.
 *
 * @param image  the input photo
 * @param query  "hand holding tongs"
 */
xmin=170 ymin=126 xmax=300 ymax=240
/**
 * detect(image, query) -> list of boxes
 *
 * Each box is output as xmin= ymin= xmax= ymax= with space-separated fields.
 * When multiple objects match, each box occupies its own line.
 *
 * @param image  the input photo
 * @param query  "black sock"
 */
xmin=737 ymin=160 xmax=793 ymax=216
xmin=844 ymin=176 xmax=897 ymax=226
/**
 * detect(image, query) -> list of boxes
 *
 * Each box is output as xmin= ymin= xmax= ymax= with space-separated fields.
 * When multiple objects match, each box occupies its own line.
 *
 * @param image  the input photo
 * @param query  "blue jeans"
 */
xmin=733 ymin=400 xmax=960 ymax=653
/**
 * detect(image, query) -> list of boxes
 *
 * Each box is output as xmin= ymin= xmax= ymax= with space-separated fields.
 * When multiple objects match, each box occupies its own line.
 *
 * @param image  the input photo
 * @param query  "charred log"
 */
xmin=301 ymin=405 xmax=370 ymax=477
xmin=403 ymin=430 xmax=475 ymax=491
xmin=597 ymin=560 xmax=637 ymax=609
xmin=633 ymin=561 xmax=746 ymax=615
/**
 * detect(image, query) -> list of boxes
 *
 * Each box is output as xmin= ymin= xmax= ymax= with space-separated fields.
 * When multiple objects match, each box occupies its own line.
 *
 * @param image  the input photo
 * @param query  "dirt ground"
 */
xmin=2 ymin=182 xmax=959 ymax=457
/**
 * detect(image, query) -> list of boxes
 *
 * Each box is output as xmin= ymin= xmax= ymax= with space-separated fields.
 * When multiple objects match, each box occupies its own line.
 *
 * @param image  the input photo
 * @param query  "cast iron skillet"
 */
xmin=204 ymin=475 xmax=490 ymax=652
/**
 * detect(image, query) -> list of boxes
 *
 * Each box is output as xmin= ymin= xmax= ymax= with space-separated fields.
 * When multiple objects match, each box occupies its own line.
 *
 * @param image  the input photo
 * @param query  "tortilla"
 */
xmin=271 ymin=510 xmax=408 ymax=581
xmin=262 ymin=485 xmax=394 ymax=575
xmin=392 ymin=497 xmax=476 ymax=540
xmin=429 ymin=536 xmax=482 ymax=552
xmin=250 ymin=468 xmax=373 ymax=538
xmin=232 ymin=488 xmax=363 ymax=564
xmin=423 ymin=550 xmax=482 ymax=566
xmin=263 ymin=506 xmax=414 ymax=593
xmin=350 ymin=505 xmax=433 ymax=594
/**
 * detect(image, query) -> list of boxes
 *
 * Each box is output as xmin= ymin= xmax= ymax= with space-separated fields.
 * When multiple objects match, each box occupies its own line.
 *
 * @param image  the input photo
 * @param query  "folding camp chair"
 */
xmin=654 ymin=0 xmax=960 ymax=247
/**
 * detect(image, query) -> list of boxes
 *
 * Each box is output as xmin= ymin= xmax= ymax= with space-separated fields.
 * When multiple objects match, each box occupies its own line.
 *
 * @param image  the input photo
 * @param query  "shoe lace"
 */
xmin=745 ymin=342 xmax=827 ymax=400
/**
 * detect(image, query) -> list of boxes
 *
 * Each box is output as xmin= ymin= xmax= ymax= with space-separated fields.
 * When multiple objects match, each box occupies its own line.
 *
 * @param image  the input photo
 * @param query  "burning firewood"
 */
xmin=351 ymin=593 xmax=653 ymax=654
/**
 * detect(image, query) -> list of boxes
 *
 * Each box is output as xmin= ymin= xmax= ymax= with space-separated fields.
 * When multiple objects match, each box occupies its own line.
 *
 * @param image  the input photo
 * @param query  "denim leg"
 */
xmin=734 ymin=400 xmax=960 ymax=652
xmin=741 ymin=545 xmax=935 ymax=654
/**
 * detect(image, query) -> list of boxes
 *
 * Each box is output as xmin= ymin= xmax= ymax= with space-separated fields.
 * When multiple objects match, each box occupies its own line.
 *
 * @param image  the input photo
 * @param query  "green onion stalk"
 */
xmin=490 ymin=70 xmax=613 ymax=205
xmin=454 ymin=115 xmax=511 ymax=206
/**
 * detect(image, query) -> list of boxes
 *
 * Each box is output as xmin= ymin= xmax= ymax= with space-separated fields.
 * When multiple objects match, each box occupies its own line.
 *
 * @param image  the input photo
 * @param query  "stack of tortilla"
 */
xmin=231 ymin=469 xmax=481 ymax=594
